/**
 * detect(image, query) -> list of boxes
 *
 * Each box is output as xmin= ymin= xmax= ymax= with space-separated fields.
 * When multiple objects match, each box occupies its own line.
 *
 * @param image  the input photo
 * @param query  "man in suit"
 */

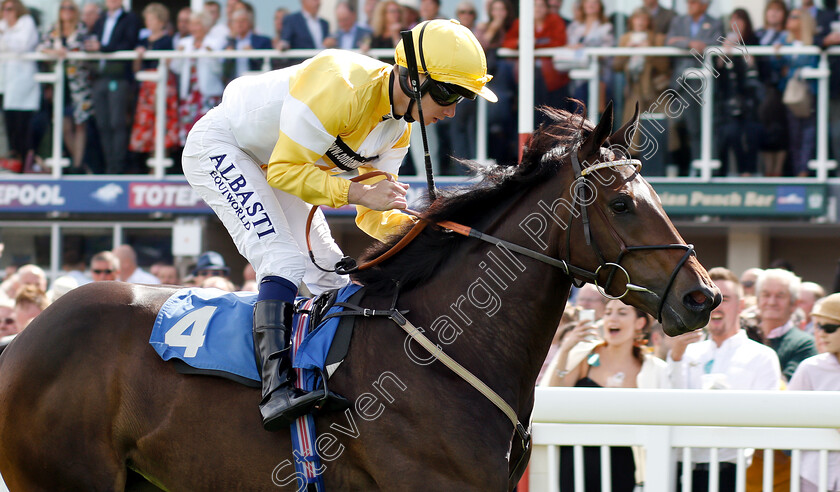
xmin=643 ymin=0 xmax=676 ymax=35
xmin=665 ymin=0 xmax=723 ymax=175
xmin=84 ymin=0 xmax=140 ymax=174
xmin=224 ymin=8 xmax=272 ymax=83
xmin=279 ymin=0 xmax=331 ymax=51
xmin=330 ymin=1 xmax=372 ymax=50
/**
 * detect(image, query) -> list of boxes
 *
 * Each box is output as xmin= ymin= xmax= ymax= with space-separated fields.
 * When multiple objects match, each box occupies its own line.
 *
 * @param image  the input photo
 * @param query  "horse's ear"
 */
xmin=607 ymin=101 xmax=640 ymax=153
xmin=578 ymin=100 xmax=614 ymax=161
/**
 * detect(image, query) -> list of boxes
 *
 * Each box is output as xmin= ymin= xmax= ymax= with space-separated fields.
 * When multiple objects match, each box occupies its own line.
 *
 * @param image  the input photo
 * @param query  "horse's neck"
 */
xmin=398 ymin=182 xmax=575 ymax=412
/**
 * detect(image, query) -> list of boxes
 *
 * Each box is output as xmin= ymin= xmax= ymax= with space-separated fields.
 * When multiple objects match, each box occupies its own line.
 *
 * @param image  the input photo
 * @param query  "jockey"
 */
xmin=182 ymin=19 xmax=497 ymax=431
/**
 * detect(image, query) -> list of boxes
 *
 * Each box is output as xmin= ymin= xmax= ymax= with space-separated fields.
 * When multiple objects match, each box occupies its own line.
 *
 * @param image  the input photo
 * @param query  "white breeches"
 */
xmin=182 ymin=108 xmax=349 ymax=295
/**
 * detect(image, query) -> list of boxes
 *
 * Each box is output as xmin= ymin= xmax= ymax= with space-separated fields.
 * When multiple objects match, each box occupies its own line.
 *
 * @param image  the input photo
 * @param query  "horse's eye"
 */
xmin=611 ymin=199 xmax=630 ymax=214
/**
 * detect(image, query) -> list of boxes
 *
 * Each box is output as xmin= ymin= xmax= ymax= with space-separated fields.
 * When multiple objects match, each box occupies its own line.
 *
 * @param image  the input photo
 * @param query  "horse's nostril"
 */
xmin=683 ymin=289 xmax=712 ymax=311
xmin=688 ymin=290 xmax=708 ymax=305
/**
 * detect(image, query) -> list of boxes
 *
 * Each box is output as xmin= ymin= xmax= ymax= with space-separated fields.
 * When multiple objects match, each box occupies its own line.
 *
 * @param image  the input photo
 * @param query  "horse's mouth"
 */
xmin=660 ymin=302 xmax=712 ymax=337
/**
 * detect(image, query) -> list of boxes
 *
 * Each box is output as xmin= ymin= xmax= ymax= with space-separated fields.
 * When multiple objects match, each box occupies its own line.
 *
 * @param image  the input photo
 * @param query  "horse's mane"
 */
xmin=352 ymin=105 xmax=596 ymax=295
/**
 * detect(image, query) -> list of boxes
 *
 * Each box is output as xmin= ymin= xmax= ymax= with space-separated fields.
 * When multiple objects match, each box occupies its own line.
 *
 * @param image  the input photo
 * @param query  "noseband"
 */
xmin=564 ymin=146 xmax=695 ymax=321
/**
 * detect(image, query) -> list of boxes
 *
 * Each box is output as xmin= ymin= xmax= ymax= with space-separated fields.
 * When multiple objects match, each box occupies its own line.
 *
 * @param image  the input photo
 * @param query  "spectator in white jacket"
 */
xmin=668 ymin=267 xmax=782 ymax=492
xmin=171 ymin=9 xmax=225 ymax=146
xmin=0 ymin=0 xmax=40 ymax=165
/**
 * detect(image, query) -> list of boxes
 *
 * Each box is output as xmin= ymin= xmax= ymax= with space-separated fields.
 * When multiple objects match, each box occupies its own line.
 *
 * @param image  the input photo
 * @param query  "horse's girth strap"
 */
xmin=390 ymin=314 xmax=522 ymax=433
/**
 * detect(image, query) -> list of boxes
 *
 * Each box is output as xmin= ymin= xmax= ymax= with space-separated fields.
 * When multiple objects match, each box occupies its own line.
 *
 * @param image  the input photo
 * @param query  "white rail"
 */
xmin=5 ymin=45 xmax=839 ymax=179
xmin=529 ymin=388 xmax=840 ymax=492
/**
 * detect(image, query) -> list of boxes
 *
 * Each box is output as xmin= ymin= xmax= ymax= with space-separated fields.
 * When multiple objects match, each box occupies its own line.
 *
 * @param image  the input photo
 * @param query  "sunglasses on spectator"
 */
xmin=92 ymin=269 xmax=114 ymax=274
xmin=196 ymin=269 xmax=228 ymax=277
xmin=741 ymin=280 xmax=755 ymax=288
xmin=817 ymin=322 xmax=840 ymax=334
xmin=458 ymin=9 xmax=476 ymax=14
xmin=60 ymin=4 xmax=75 ymax=10
xmin=2 ymin=6 xmax=15 ymax=11
xmin=1 ymin=318 xmax=14 ymax=325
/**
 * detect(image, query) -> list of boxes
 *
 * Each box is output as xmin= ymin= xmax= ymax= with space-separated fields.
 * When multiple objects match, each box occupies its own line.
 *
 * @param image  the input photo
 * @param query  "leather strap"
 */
xmin=388 ymin=312 xmax=529 ymax=447
xmin=312 ymin=294 xmax=531 ymax=483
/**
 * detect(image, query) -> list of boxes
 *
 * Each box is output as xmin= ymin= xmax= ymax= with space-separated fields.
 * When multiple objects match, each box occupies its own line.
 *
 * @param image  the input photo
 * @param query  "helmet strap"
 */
xmin=399 ymin=23 xmax=437 ymax=201
xmin=397 ymin=66 xmax=431 ymax=123
xmin=404 ymin=98 xmax=416 ymax=123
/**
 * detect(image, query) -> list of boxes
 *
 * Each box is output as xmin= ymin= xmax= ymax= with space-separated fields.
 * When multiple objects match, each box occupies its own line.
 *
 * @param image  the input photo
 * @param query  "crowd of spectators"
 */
xmin=0 ymin=254 xmax=837 ymax=487
xmin=0 ymin=245 xmax=255 ymax=338
xmin=541 ymin=264 xmax=838 ymax=491
xmin=1 ymin=0 xmax=840 ymax=176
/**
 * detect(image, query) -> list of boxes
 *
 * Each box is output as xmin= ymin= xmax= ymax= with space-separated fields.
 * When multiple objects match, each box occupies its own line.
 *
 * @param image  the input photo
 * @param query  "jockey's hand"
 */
xmin=348 ymin=180 xmax=409 ymax=211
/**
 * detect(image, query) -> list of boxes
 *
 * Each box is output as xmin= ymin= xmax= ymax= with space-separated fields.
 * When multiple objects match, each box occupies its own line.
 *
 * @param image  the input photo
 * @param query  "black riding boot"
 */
xmin=253 ymin=300 xmax=348 ymax=431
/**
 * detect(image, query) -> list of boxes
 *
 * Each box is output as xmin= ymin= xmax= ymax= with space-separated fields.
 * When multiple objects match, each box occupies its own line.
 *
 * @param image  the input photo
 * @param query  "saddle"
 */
xmin=150 ymin=284 xmax=370 ymax=392
xmin=299 ymin=285 xmax=367 ymax=381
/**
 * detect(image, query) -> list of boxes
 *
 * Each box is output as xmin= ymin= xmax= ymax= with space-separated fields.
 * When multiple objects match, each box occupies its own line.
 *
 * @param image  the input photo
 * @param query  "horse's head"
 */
xmin=532 ymin=102 xmax=720 ymax=335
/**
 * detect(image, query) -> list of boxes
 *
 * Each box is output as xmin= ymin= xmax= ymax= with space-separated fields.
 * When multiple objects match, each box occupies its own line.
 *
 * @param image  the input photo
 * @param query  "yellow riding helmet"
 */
xmin=395 ymin=19 xmax=498 ymax=103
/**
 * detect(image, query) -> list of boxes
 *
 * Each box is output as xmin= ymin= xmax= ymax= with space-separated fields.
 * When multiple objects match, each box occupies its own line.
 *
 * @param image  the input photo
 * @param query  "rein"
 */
xmin=306 ymin=157 xmax=692 ymax=322
xmin=303 ymin=154 xmax=697 ymax=484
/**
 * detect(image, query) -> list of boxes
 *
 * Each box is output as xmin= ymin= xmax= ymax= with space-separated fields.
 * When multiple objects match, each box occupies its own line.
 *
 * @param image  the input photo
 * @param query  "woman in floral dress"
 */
xmin=129 ymin=2 xmax=180 ymax=157
xmin=170 ymin=10 xmax=225 ymax=146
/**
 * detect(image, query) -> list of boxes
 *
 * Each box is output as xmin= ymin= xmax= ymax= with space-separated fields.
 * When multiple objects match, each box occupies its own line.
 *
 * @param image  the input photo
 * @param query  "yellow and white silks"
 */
xmin=183 ymin=50 xmax=413 ymax=294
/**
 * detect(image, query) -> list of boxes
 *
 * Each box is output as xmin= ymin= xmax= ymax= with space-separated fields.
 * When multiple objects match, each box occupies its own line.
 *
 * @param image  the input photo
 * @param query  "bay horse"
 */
xmin=0 ymin=103 xmax=719 ymax=491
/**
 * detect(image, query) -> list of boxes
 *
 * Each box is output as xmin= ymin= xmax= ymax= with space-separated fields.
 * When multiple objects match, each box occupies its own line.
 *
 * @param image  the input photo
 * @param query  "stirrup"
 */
xmin=313 ymin=369 xmax=351 ymax=415
xmin=261 ymin=370 xmax=350 ymax=431
xmin=261 ymin=388 xmax=349 ymax=431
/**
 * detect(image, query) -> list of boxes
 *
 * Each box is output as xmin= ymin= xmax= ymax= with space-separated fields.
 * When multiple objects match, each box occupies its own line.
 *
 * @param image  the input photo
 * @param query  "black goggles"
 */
xmin=817 ymin=322 xmax=840 ymax=334
xmin=426 ymin=79 xmax=475 ymax=106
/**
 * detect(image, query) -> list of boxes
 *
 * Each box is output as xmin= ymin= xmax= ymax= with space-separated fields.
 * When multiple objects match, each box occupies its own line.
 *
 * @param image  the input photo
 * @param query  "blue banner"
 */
xmin=0 ymin=177 xmax=472 ymax=215
xmin=2 ymin=177 xmax=823 ymax=217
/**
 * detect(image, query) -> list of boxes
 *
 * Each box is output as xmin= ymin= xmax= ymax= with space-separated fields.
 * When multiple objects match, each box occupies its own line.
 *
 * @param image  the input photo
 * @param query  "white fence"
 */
xmin=528 ymin=388 xmax=840 ymax=492
xmin=4 ymin=44 xmax=840 ymax=181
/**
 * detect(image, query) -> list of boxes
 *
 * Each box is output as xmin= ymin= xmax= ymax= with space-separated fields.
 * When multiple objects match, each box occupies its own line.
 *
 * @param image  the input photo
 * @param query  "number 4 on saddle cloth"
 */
xmin=150 ymin=283 xmax=364 ymax=398
xmin=150 ymin=283 xmax=369 ymax=490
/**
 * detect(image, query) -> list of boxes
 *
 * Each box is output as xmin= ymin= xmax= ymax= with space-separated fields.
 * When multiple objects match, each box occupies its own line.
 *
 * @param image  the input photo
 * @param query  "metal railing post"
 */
xmin=518 ymin=0 xmax=535 ymax=158
xmin=568 ymin=54 xmax=597 ymax=121
xmin=148 ymin=61 xmax=173 ymax=177
xmin=691 ymin=49 xmax=720 ymax=181
xmin=34 ymin=58 xmax=70 ymax=176
xmin=50 ymin=222 xmax=61 ymax=285
xmin=475 ymin=96 xmax=489 ymax=165
xmin=806 ymin=53 xmax=837 ymax=181
xmin=643 ymin=426 xmax=673 ymax=492
xmin=587 ymin=55 xmax=599 ymax=124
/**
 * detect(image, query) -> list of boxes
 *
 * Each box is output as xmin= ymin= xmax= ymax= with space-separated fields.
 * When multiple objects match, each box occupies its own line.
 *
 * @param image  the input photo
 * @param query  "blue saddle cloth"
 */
xmin=149 ymin=284 xmax=363 ymax=386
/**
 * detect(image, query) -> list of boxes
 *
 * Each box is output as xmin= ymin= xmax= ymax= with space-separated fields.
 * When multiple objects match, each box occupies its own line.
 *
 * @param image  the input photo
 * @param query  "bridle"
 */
xmin=306 ymin=146 xmax=696 ymax=322
xmin=302 ymin=142 xmax=700 ymax=485
xmin=562 ymin=144 xmax=696 ymax=322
